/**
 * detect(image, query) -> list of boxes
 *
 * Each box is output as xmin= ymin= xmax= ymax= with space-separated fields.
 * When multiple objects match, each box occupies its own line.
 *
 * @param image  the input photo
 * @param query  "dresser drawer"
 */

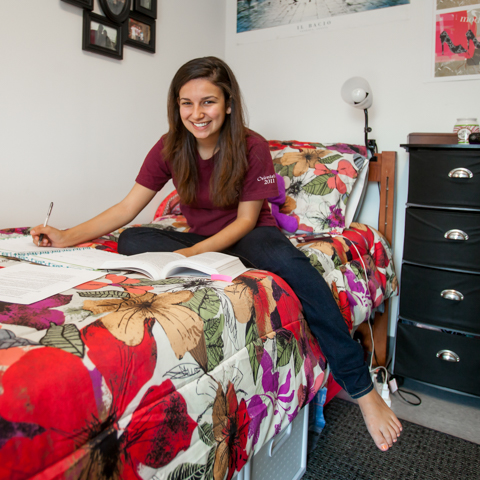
xmin=407 ymin=149 xmax=480 ymax=209
xmin=394 ymin=322 xmax=480 ymax=396
xmin=400 ymin=264 xmax=480 ymax=334
xmin=403 ymin=207 xmax=480 ymax=273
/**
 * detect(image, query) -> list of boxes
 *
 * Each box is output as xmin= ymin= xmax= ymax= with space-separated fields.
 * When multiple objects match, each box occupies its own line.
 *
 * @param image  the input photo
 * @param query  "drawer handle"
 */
xmin=440 ymin=289 xmax=464 ymax=301
xmin=444 ymin=229 xmax=469 ymax=241
xmin=436 ymin=350 xmax=460 ymax=363
xmin=448 ymin=168 xmax=473 ymax=179
xmin=268 ymin=422 xmax=293 ymax=457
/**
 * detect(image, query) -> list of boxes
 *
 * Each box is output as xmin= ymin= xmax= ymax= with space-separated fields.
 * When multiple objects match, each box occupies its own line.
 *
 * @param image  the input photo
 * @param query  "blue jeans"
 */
xmin=118 ymin=226 xmax=373 ymax=398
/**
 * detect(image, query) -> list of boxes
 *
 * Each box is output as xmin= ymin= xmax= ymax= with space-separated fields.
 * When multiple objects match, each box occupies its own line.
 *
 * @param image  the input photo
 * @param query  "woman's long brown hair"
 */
xmin=162 ymin=57 xmax=249 ymax=207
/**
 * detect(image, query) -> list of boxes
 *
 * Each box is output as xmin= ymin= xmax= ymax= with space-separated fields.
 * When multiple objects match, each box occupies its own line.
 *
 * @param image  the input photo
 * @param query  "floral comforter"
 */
xmin=0 ymin=223 xmax=397 ymax=480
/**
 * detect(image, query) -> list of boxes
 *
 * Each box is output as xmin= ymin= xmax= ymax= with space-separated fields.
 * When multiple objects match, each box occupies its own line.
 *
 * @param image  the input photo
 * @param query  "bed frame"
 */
xmin=355 ymin=151 xmax=397 ymax=367
xmin=0 ymin=149 xmax=398 ymax=480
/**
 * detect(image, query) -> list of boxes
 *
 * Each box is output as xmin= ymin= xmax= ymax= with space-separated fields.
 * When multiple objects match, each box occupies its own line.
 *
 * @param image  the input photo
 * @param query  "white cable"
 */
xmin=332 ymin=233 xmax=369 ymax=284
xmin=367 ymin=318 xmax=375 ymax=374
xmin=331 ymin=233 xmax=372 ymax=367
xmin=371 ymin=365 xmax=389 ymax=382
xmin=330 ymin=233 xmax=391 ymax=403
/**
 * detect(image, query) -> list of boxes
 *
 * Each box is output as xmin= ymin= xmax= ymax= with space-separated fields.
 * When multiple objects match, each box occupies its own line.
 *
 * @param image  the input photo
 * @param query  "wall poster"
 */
xmin=434 ymin=1 xmax=480 ymax=80
xmin=234 ymin=0 xmax=410 ymax=44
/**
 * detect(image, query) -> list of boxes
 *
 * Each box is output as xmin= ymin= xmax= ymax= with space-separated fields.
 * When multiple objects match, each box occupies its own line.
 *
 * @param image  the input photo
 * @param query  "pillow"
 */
xmin=345 ymin=153 xmax=369 ymax=227
xmin=153 ymin=189 xmax=182 ymax=220
xmin=269 ymin=141 xmax=367 ymax=235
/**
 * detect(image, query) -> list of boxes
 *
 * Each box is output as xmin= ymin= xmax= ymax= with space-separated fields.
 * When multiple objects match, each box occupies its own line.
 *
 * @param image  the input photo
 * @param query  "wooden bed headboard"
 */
xmin=367 ymin=151 xmax=396 ymax=245
xmin=356 ymin=151 xmax=397 ymax=367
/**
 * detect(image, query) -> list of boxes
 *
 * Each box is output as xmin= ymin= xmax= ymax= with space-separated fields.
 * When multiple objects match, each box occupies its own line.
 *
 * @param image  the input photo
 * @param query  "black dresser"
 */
xmin=394 ymin=141 xmax=480 ymax=396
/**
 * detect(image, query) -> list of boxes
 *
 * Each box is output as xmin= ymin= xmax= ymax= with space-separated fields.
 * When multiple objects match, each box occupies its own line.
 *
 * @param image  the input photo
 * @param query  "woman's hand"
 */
xmin=31 ymin=225 xmax=69 ymax=248
xmin=30 ymin=183 xmax=157 ymax=249
xmin=174 ymin=246 xmax=199 ymax=257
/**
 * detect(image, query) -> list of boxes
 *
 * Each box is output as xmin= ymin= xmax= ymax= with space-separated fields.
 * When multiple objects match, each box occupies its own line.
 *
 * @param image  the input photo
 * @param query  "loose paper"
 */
xmin=0 ymin=263 xmax=103 ymax=305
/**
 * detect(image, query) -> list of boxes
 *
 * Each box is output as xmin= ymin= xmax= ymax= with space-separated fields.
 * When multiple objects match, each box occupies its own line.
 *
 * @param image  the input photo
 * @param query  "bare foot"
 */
xmin=356 ymin=388 xmax=402 ymax=451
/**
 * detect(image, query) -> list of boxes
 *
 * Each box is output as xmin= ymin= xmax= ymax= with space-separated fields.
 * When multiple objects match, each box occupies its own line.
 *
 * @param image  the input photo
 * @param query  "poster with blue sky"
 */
xmin=235 ymin=0 xmax=410 ymax=42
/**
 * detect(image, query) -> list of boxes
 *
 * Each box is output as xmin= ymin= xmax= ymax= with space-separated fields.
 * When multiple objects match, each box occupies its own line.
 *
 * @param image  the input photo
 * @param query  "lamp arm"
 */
xmin=364 ymin=108 xmax=377 ymax=159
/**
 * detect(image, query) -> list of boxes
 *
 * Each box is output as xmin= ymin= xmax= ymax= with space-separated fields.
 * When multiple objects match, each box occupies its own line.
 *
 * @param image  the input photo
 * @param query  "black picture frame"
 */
xmin=98 ymin=0 xmax=131 ymax=24
xmin=133 ymin=0 xmax=157 ymax=19
xmin=124 ymin=12 xmax=156 ymax=53
xmin=61 ymin=0 xmax=94 ymax=10
xmin=83 ymin=11 xmax=123 ymax=60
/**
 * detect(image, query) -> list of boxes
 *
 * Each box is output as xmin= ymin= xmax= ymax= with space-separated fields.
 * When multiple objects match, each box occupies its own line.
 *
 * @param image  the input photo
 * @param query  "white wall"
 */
xmin=1 ymin=0 xmax=225 ymax=229
xmin=2 ymin=1 xmax=478 ymax=336
xmin=225 ymin=0 xmax=479 ymax=336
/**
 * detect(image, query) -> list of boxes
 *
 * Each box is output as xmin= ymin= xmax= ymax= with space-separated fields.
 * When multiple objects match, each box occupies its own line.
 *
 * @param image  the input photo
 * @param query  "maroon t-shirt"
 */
xmin=136 ymin=131 xmax=279 ymax=236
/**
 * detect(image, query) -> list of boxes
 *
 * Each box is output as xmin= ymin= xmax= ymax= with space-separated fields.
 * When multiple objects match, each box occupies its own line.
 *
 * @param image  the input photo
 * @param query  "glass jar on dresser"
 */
xmin=393 ymin=140 xmax=480 ymax=396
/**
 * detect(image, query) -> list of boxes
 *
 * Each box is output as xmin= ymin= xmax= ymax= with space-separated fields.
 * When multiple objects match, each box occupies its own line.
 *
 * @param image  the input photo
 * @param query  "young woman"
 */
xmin=32 ymin=56 xmax=401 ymax=451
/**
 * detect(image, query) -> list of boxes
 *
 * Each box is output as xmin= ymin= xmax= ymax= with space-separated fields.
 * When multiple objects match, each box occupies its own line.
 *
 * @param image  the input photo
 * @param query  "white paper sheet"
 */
xmin=0 ymin=235 xmax=88 ymax=257
xmin=0 ymin=235 xmax=80 ymax=254
xmin=0 ymin=263 xmax=104 ymax=305
xmin=24 ymin=249 xmax=123 ymax=269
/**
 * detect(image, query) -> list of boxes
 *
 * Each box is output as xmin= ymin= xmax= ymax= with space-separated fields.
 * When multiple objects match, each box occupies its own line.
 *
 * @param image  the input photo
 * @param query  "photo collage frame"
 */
xmin=62 ymin=0 xmax=156 ymax=59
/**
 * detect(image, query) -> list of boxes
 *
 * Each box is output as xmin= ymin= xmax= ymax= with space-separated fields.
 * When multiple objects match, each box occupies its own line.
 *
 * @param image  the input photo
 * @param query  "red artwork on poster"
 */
xmin=434 ymin=6 xmax=480 ymax=78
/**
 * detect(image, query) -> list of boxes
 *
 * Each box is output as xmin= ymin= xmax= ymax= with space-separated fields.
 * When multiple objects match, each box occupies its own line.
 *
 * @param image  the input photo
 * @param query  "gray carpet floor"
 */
xmin=304 ymin=397 xmax=480 ymax=480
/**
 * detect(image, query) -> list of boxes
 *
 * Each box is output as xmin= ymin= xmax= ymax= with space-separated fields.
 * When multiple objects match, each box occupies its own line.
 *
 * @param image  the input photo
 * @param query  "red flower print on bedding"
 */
xmin=0 ymin=319 xmax=196 ymax=479
xmin=76 ymin=274 xmax=154 ymax=295
xmin=76 ymin=239 xmax=119 ymax=253
xmin=225 ymin=270 xmax=304 ymax=337
xmin=327 ymin=143 xmax=368 ymax=157
xmin=224 ymin=272 xmax=278 ymax=334
xmin=213 ymin=381 xmax=250 ymax=480
xmin=125 ymin=379 xmax=197 ymax=470
xmin=346 ymin=223 xmax=375 ymax=251
xmin=373 ymin=240 xmax=390 ymax=270
xmin=282 ymin=313 xmax=323 ymax=365
xmin=268 ymin=140 xmax=324 ymax=152
xmin=331 ymin=282 xmax=353 ymax=331
xmin=82 ymin=291 xmax=205 ymax=369
xmin=267 ymin=140 xmax=286 ymax=151
xmin=0 ymin=228 xmax=31 ymax=236
xmin=313 ymin=160 xmax=357 ymax=194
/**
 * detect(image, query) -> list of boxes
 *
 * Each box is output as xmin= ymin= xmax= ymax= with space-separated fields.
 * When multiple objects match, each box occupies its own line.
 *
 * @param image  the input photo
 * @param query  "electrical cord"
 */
xmin=373 ymin=346 xmax=380 ymax=368
xmin=396 ymin=388 xmax=422 ymax=406
xmin=385 ymin=361 xmax=422 ymax=406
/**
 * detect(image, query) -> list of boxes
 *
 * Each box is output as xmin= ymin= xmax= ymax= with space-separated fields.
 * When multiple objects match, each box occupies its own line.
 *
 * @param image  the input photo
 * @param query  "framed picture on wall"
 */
xmin=83 ymin=11 xmax=123 ymax=60
xmin=98 ymin=0 xmax=131 ymax=24
xmin=133 ymin=0 xmax=157 ymax=19
xmin=61 ymin=0 xmax=94 ymax=10
xmin=124 ymin=12 xmax=156 ymax=53
xmin=432 ymin=2 xmax=480 ymax=81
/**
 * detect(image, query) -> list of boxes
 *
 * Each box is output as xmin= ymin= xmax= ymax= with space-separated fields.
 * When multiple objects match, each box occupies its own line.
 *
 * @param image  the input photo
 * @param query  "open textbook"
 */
xmin=100 ymin=251 xmax=249 ymax=282
xmin=0 ymin=237 xmax=248 ymax=282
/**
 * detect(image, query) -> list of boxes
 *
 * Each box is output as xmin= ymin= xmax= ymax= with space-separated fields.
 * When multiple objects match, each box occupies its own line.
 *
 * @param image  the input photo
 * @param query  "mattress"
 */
xmin=0 ymin=223 xmax=397 ymax=479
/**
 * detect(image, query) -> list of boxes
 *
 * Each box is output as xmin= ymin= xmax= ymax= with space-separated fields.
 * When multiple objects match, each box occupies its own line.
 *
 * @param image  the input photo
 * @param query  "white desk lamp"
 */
xmin=341 ymin=77 xmax=376 ymax=158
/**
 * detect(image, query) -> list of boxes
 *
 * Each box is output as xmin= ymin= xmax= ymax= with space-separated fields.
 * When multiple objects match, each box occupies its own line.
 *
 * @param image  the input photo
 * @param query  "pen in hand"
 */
xmin=38 ymin=202 xmax=54 ymax=247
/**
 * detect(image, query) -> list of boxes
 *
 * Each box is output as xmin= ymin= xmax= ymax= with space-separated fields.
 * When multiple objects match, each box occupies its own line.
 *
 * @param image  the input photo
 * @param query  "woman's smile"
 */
xmin=178 ymin=78 xmax=231 ymax=155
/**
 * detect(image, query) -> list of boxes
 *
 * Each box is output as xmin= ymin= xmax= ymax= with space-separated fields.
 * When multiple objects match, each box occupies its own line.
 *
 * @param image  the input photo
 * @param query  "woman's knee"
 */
xmin=118 ymin=226 xmax=202 ymax=255
xmin=117 ymin=227 xmax=146 ymax=255
xmin=233 ymin=227 xmax=309 ymax=272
